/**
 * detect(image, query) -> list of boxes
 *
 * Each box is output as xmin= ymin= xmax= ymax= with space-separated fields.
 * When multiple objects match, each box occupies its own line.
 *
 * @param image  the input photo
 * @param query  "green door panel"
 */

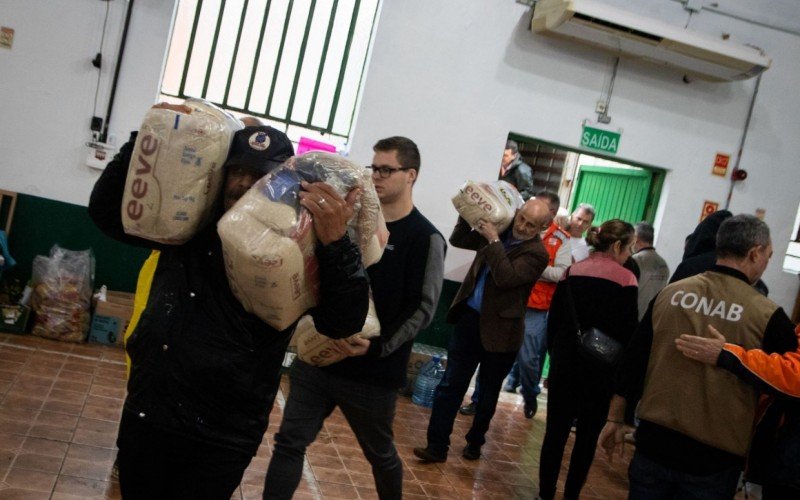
xmin=570 ymin=165 xmax=653 ymax=224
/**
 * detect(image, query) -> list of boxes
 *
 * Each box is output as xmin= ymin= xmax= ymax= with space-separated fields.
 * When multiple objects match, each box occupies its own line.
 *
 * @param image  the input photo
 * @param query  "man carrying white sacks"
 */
xmin=414 ymin=198 xmax=551 ymax=463
xmin=88 ymin=103 xmax=369 ymax=499
xmin=263 ymin=137 xmax=446 ymax=499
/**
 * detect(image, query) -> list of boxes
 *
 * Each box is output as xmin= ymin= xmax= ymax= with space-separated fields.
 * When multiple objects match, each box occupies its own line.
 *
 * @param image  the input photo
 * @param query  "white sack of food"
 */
xmin=293 ymin=297 xmax=380 ymax=366
xmin=122 ymin=99 xmax=242 ymax=244
xmin=218 ymin=151 xmax=388 ymax=330
xmin=362 ymin=210 xmax=390 ymax=268
xmin=451 ymin=180 xmax=523 ymax=233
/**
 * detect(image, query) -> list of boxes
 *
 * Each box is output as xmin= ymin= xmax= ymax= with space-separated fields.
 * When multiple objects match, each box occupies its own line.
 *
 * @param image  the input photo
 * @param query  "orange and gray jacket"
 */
xmin=526 ymin=221 xmax=570 ymax=311
xmin=716 ymin=325 xmax=800 ymax=487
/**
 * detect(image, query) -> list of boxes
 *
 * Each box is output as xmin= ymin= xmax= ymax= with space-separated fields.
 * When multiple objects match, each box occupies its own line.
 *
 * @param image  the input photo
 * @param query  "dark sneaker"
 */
xmin=413 ymin=447 xmax=447 ymax=463
xmin=458 ymin=402 xmax=477 ymax=416
xmin=524 ymin=400 xmax=538 ymax=419
xmin=462 ymin=444 xmax=481 ymax=460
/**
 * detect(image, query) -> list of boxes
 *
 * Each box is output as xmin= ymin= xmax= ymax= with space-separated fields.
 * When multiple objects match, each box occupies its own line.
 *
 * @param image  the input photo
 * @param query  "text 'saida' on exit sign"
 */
xmin=581 ymin=124 xmax=621 ymax=154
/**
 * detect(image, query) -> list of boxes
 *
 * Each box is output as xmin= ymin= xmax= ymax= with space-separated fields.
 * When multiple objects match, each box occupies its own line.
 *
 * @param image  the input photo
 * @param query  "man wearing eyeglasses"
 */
xmin=263 ymin=137 xmax=446 ymax=499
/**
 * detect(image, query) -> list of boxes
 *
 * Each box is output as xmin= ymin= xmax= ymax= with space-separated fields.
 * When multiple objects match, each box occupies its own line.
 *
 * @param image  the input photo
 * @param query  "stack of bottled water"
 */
xmin=411 ymin=356 xmax=445 ymax=407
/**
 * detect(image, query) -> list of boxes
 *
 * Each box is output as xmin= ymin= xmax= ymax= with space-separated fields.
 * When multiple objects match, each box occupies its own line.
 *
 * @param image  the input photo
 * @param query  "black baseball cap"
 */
xmin=224 ymin=125 xmax=295 ymax=175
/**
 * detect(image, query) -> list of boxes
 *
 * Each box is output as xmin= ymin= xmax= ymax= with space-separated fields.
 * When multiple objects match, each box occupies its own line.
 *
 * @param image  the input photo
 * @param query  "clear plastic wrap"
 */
xmin=30 ymin=245 xmax=95 ymax=343
xmin=451 ymin=180 xmax=524 ymax=233
xmin=293 ymin=296 xmax=380 ymax=366
xmin=121 ymin=98 xmax=243 ymax=244
xmin=217 ymin=151 xmax=388 ymax=331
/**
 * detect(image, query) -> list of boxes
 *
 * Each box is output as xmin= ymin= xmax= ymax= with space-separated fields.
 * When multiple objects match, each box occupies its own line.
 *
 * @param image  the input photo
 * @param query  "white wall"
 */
xmin=0 ymin=0 xmax=176 ymax=204
xmin=1 ymin=0 xmax=798 ymax=312
xmin=347 ymin=0 xmax=800 ymax=312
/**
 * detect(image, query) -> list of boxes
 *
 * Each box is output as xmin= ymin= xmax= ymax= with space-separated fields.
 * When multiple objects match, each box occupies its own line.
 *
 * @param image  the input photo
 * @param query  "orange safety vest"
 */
xmin=526 ymin=222 xmax=569 ymax=310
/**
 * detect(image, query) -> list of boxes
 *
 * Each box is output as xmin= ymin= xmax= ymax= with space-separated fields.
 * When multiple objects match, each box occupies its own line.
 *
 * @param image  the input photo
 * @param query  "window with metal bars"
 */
xmin=160 ymin=0 xmax=380 ymax=148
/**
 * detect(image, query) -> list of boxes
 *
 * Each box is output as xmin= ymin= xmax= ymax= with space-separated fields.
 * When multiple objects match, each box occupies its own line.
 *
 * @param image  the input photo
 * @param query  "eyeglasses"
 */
xmin=366 ymin=165 xmax=412 ymax=179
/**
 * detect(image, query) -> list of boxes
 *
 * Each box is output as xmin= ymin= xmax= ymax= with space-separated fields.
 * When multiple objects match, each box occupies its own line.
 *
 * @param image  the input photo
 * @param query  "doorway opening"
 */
xmin=506 ymin=133 xmax=666 ymax=225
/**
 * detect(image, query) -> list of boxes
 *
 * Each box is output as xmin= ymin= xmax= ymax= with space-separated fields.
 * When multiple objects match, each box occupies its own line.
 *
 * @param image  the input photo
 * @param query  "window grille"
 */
xmin=160 ymin=0 xmax=380 ymax=145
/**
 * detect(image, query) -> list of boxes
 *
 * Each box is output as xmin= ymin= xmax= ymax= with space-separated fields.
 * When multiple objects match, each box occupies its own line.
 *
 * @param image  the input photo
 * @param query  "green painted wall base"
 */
xmin=1 ymin=193 xmax=461 ymax=350
xmin=415 ymin=279 xmax=459 ymax=349
xmin=2 ymin=194 xmax=149 ymax=294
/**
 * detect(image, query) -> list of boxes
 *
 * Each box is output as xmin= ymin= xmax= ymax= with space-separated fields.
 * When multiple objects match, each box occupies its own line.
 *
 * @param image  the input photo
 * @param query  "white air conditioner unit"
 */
xmin=531 ymin=0 xmax=771 ymax=82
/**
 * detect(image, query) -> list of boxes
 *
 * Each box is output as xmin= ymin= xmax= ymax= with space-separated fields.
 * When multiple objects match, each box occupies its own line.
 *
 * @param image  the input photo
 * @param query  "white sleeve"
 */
xmin=540 ymin=239 xmax=571 ymax=282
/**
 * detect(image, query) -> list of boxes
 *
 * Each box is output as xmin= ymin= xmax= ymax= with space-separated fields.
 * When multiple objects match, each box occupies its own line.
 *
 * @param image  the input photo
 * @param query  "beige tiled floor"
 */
xmin=0 ymin=333 xmax=648 ymax=499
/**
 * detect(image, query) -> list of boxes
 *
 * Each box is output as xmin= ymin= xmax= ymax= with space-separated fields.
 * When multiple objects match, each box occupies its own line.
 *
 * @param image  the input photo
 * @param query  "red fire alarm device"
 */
xmin=712 ymin=153 xmax=730 ymax=177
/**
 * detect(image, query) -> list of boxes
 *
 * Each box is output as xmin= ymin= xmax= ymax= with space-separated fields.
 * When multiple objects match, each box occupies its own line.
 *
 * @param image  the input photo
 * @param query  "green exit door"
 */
xmin=570 ymin=165 xmax=662 ymax=224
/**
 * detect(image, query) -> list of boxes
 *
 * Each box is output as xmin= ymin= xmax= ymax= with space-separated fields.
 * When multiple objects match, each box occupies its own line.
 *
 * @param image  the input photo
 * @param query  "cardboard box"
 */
xmin=401 ymin=343 xmax=448 ymax=395
xmin=0 ymin=304 xmax=31 ymax=334
xmin=89 ymin=291 xmax=134 ymax=346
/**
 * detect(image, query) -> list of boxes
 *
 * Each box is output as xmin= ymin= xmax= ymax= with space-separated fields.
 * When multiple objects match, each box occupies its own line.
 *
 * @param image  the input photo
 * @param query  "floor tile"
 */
xmin=4 ymin=467 xmax=58 ymax=493
xmin=51 ymin=474 xmax=121 ymax=499
xmin=12 ymin=452 xmax=64 ymax=473
xmin=0 ymin=334 xmax=760 ymax=500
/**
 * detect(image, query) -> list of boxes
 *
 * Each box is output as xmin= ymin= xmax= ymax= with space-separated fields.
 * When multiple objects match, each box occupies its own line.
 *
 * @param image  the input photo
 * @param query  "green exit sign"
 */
xmin=581 ymin=125 xmax=621 ymax=154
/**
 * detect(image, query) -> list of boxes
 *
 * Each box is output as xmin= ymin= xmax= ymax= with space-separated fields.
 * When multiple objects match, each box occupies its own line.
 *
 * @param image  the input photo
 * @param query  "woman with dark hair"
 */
xmin=537 ymin=219 xmax=639 ymax=500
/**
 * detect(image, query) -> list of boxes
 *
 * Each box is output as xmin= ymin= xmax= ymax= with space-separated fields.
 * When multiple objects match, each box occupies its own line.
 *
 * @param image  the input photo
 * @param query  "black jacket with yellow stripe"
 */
xmin=88 ymin=133 xmax=369 ymax=455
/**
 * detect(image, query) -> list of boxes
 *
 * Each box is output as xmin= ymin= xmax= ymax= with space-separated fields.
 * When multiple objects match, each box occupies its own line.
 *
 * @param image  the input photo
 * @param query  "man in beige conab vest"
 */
xmin=598 ymin=214 xmax=797 ymax=499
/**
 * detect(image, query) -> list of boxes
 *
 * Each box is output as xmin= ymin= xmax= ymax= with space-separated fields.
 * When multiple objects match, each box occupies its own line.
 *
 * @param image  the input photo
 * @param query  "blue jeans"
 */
xmin=263 ymin=361 xmax=402 ymax=500
xmin=628 ymin=450 xmax=741 ymax=500
xmin=517 ymin=309 xmax=548 ymax=407
xmin=427 ymin=309 xmax=517 ymax=453
xmin=471 ymin=309 xmax=547 ymax=407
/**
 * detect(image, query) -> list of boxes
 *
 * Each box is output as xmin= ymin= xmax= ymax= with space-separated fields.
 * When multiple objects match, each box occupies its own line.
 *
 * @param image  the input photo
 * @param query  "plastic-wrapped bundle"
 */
xmin=121 ymin=98 xmax=242 ymax=244
xmin=293 ymin=296 xmax=380 ymax=366
xmin=217 ymin=151 xmax=387 ymax=331
xmin=451 ymin=180 xmax=523 ymax=233
xmin=554 ymin=206 xmax=571 ymax=232
xmin=30 ymin=245 xmax=95 ymax=343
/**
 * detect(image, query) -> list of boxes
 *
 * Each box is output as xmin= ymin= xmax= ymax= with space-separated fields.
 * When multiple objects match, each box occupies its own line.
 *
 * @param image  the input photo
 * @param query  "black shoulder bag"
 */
xmin=562 ymin=269 xmax=623 ymax=366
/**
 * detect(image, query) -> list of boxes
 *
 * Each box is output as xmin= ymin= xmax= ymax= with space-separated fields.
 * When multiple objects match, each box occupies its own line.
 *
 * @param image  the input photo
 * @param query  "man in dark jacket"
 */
xmin=498 ymin=140 xmax=534 ymax=201
xmin=670 ymin=209 xmax=769 ymax=295
xmin=413 ymin=199 xmax=550 ymax=462
xmin=88 ymin=105 xmax=369 ymax=499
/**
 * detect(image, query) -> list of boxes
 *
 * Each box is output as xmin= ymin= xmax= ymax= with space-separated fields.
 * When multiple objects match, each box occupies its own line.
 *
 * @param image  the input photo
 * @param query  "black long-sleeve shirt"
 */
xmin=322 ymin=208 xmax=446 ymax=389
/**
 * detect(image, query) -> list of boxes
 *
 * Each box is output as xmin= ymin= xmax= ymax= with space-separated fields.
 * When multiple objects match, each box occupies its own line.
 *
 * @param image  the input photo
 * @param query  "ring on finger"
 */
xmin=318 ymin=197 xmax=327 ymax=205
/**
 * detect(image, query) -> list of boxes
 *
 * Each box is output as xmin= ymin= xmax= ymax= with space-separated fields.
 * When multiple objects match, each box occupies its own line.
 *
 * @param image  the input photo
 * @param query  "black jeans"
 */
xmin=628 ymin=450 xmax=741 ymax=499
xmin=426 ymin=308 xmax=517 ymax=454
xmin=116 ymin=412 xmax=252 ymax=500
xmin=538 ymin=361 xmax=611 ymax=500
xmin=263 ymin=361 xmax=402 ymax=499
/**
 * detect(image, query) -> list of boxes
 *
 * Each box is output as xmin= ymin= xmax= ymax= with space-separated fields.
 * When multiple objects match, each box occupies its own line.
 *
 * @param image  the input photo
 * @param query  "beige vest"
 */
xmin=638 ymin=270 xmax=778 ymax=456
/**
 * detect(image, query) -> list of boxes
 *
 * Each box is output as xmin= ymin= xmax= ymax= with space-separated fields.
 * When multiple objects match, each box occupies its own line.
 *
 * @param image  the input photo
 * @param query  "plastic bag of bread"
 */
xmin=217 ymin=151 xmax=387 ymax=331
xmin=293 ymin=296 xmax=380 ymax=366
xmin=121 ymin=98 xmax=242 ymax=244
xmin=451 ymin=180 xmax=523 ymax=233
xmin=30 ymin=245 xmax=95 ymax=343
